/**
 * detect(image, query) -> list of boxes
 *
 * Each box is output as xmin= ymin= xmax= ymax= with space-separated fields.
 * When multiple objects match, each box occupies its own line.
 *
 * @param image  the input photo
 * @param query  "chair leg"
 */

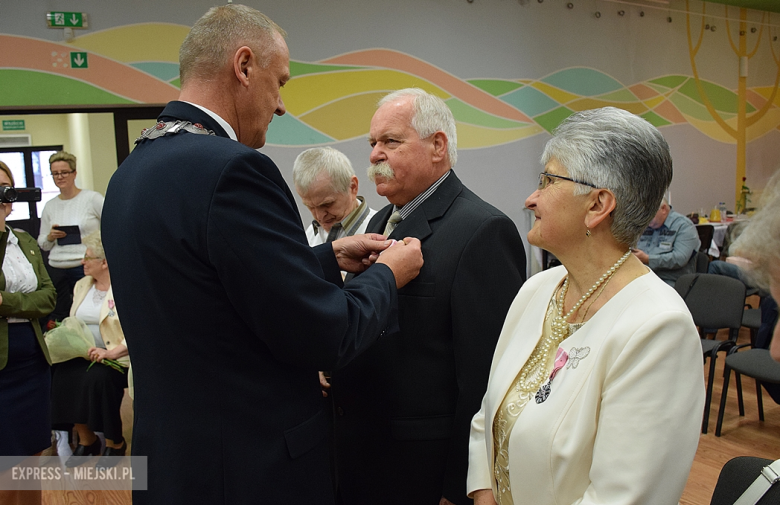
xmin=756 ymin=380 xmax=765 ymax=422
xmin=715 ymin=364 xmax=732 ymax=437
xmin=702 ymin=352 xmax=718 ymax=434
xmin=736 ymin=373 xmax=744 ymax=416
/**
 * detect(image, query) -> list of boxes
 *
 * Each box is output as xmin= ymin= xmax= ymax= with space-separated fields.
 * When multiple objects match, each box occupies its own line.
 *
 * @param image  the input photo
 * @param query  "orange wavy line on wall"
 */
xmin=322 ymin=49 xmax=532 ymax=124
xmin=0 ymin=35 xmax=179 ymax=104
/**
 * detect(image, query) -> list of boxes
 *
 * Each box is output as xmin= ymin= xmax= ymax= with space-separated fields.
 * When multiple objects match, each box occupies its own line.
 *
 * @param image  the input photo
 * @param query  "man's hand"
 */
xmin=318 ymin=371 xmax=331 ymax=398
xmin=439 ymin=497 xmax=457 ymax=505
xmin=631 ymin=248 xmax=649 ymax=264
xmin=332 ymin=233 xmax=391 ymax=273
xmin=376 ymin=237 xmax=423 ymax=289
xmin=472 ymin=489 xmax=497 ymax=505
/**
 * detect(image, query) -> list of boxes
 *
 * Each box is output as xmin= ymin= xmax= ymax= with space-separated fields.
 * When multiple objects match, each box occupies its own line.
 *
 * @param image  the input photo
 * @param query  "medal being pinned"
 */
xmin=535 ymin=348 xmax=569 ymax=404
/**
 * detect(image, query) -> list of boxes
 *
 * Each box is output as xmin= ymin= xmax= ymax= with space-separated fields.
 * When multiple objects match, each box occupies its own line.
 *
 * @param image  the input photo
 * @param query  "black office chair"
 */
xmin=715 ymin=348 xmax=780 ymax=437
xmin=675 ymin=273 xmax=746 ymax=434
xmin=696 ymin=224 xmax=714 ymax=254
xmin=709 ymin=456 xmax=780 ymax=505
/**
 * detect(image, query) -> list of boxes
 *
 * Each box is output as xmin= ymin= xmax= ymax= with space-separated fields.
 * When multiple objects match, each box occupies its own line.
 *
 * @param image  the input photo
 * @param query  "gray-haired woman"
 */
xmin=731 ymin=169 xmax=780 ymax=362
xmin=468 ymin=107 xmax=704 ymax=505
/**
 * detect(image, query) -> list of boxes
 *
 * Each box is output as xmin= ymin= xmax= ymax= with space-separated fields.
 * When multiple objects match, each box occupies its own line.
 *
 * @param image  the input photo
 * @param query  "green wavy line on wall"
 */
xmin=265 ymin=112 xmax=334 ymax=146
xmin=669 ymin=91 xmax=737 ymax=121
xmin=446 ymin=98 xmax=529 ymax=129
xmin=641 ymin=111 xmax=672 ymax=128
xmin=594 ymin=88 xmax=639 ymax=103
xmin=677 ymin=78 xmax=756 ymax=114
xmin=541 ymin=68 xmax=624 ymax=97
xmin=649 ymin=75 xmax=688 ymax=90
xmin=534 ymin=106 xmax=575 ymax=133
xmin=0 ymin=69 xmax=134 ymax=106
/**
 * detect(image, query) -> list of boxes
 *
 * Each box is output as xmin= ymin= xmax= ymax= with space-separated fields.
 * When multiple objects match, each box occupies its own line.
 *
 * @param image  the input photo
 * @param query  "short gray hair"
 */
xmin=179 ymin=4 xmax=286 ymax=86
xmin=732 ymin=169 xmax=780 ymax=289
xmin=293 ymin=147 xmax=355 ymax=194
xmin=541 ymin=107 xmax=673 ymax=246
xmin=82 ymin=230 xmax=105 ymax=260
xmin=379 ymin=88 xmax=458 ymax=167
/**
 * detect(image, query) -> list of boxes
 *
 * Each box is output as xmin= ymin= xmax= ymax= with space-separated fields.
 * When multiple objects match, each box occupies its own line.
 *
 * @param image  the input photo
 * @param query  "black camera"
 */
xmin=0 ymin=187 xmax=42 ymax=203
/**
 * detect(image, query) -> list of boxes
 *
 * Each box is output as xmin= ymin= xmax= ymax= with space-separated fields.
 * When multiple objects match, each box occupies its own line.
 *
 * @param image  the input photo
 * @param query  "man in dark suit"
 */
xmin=100 ymin=6 xmax=422 ymax=505
xmin=331 ymin=89 xmax=527 ymax=505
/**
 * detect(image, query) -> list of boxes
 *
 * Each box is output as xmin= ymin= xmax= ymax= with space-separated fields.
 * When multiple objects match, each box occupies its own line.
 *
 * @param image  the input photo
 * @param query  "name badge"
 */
xmin=659 ymin=241 xmax=673 ymax=251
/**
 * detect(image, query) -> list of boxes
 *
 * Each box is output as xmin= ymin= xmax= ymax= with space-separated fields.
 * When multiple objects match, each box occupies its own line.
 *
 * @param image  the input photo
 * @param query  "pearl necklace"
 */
xmin=516 ymin=249 xmax=631 ymax=394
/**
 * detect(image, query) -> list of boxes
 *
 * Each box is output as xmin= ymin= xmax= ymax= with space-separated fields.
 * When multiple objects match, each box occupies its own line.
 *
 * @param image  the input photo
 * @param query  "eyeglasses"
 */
xmin=83 ymin=256 xmax=103 ymax=261
xmin=538 ymin=172 xmax=599 ymax=191
xmin=51 ymin=170 xmax=75 ymax=178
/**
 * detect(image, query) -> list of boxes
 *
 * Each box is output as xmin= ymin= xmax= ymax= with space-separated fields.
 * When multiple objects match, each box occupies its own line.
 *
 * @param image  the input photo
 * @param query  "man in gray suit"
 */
xmin=331 ymin=88 xmax=527 ymax=505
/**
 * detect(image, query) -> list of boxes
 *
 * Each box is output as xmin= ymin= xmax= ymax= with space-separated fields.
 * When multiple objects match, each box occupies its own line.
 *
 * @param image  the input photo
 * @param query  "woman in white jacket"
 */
xmin=468 ymin=107 xmax=704 ymax=505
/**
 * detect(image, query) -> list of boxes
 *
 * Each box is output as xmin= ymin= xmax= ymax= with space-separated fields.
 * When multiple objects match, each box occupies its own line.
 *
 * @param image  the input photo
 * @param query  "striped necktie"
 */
xmin=383 ymin=211 xmax=402 ymax=236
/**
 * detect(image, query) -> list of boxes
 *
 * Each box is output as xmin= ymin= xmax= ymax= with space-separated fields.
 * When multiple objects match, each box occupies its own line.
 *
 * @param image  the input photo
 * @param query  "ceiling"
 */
xmin=704 ymin=1 xmax=780 ymax=14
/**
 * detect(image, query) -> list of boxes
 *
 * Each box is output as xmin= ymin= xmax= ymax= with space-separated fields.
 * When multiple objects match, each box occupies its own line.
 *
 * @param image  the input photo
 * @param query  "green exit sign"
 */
xmin=70 ymin=52 xmax=88 ymax=69
xmin=46 ymin=12 xmax=89 ymax=29
xmin=2 ymin=120 xmax=25 ymax=131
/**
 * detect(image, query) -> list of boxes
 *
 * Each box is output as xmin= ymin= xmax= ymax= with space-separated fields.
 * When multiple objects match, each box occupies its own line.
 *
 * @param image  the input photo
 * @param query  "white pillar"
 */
xmin=67 ymin=113 xmax=93 ymax=190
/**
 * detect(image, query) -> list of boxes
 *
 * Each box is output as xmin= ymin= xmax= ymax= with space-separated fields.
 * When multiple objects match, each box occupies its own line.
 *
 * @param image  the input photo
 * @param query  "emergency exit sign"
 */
xmin=2 ymin=120 xmax=25 ymax=131
xmin=46 ymin=12 xmax=89 ymax=29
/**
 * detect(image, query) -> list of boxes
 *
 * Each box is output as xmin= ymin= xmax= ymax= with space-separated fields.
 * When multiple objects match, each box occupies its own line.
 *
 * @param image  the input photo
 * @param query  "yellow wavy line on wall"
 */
xmin=685 ymin=114 xmax=738 ymax=143
xmin=752 ymin=86 xmax=780 ymax=107
xmin=746 ymin=108 xmax=780 ymax=142
xmin=529 ymin=82 xmax=579 ymax=104
xmin=299 ymin=93 xmax=388 ymax=141
xmin=456 ymin=123 xmax=545 ymax=149
xmin=66 ymin=23 xmax=190 ymax=63
xmin=642 ymin=95 xmax=667 ymax=109
xmin=283 ymin=69 xmax=448 ymax=116
xmin=685 ymin=109 xmax=779 ymax=142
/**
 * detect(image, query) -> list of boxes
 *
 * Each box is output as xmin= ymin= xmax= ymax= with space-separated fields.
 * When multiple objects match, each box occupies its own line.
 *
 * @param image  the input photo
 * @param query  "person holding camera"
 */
xmin=37 ymin=151 xmax=103 ymax=326
xmin=0 ymin=160 xmax=56 ymax=503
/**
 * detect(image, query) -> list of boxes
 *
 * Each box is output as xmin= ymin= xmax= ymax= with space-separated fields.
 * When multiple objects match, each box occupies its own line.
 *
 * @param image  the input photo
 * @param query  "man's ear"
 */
xmin=349 ymin=176 xmax=359 ymax=198
xmin=430 ymin=131 xmax=448 ymax=163
xmin=585 ymin=188 xmax=617 ymax=230
xmin=233 ymin=46 xmax=253 ymax=87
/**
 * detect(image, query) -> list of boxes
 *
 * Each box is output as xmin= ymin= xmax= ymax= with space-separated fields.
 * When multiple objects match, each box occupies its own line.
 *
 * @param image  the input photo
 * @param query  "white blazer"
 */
xmin=71 ymin=275 xmax=129 ymax=368
xmin=468 ymin=267 xmax=705 ymax=505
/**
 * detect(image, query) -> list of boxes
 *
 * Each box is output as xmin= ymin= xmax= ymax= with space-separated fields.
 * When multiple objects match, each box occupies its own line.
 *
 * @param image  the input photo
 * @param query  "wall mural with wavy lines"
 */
xmin=1 ymin=24 xmax=777 ymax=148
xmin=3 ymin=0 xmax=780 ymax=227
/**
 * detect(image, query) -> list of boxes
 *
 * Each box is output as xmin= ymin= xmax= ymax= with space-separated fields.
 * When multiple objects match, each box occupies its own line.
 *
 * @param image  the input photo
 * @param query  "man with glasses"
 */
xmin=632 ymin=197 xmax=700 ymax=286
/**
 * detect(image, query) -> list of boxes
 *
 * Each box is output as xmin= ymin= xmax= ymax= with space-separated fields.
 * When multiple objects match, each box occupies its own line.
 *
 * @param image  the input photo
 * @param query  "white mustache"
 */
xmin=367 ymin=162 xmax=395 ymax=183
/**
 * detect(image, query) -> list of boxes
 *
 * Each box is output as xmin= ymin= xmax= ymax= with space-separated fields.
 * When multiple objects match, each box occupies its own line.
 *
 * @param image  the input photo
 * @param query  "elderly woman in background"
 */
xmin=731 ymin=169 xmax=780 ymax=362
xmin=50 ymin=230 xmax=129 ymax=467
xmin=0 ymin=161 xmax=56 ymax=505
xmin=37 ymin=151 xmax=104 ymax=325
xmin=468 ymin=107 xmax=704 ymax=505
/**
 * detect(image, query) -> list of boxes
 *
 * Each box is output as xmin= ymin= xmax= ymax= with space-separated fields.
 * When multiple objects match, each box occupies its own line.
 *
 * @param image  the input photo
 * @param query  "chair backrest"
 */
xmin=710 ymin=456 xmax=780 ymax=505
xmin=695 ymin=251 xmax=710 ymax=273
xmin=675 ymin=273 xmax=747 ymax=331
xmin=696 ymin=224 xmax=714 ymax=253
